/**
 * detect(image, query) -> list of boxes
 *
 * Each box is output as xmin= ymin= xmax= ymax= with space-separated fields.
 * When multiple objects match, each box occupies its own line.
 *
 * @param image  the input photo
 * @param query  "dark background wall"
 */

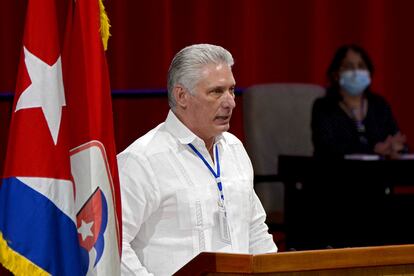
xmin=2 ymin=0 xmax=414 ymax=172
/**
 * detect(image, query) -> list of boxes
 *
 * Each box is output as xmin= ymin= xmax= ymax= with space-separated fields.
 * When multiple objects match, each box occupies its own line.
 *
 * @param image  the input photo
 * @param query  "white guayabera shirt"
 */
xmin=118 ymin=110 xmax=277 ymax=276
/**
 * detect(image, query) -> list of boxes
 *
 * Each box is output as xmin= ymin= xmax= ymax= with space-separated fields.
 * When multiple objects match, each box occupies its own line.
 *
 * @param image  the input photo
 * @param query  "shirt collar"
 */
xmin=165 ymin=110 xmax=225 ymax=146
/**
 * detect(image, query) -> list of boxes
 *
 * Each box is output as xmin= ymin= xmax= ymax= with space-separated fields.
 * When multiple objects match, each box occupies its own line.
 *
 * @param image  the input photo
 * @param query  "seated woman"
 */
xmin=312 ymin=44 xmax=407 ymax=159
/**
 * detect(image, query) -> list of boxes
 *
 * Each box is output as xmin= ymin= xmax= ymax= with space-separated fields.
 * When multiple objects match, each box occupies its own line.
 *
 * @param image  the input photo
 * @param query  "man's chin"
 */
xmin=215 ymin=124 xmax=230 ymax=133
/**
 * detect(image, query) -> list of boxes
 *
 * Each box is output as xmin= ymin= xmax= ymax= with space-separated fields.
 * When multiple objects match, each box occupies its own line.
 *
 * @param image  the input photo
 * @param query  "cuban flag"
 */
xmin=0 ymin=0 xmax=122 ymax=275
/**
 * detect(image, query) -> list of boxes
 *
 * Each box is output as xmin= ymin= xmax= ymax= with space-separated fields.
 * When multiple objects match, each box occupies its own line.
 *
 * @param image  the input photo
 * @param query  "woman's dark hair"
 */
xmin=326 ymin=44 xmax=374 ymax=99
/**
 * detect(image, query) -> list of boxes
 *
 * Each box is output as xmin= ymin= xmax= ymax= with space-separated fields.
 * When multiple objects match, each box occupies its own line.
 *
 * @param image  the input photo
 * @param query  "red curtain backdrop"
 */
xmin=2 ymin=0 xmax=414 ymax=171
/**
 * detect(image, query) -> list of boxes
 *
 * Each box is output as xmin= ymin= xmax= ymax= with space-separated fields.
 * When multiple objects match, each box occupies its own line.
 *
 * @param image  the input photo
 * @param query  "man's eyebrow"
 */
xmin=208 ymin=84 xmax=236 ymax=90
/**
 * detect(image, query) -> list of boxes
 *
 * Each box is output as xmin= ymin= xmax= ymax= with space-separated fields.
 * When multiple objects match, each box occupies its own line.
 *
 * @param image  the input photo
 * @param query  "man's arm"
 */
xmin=118 ymin=153 xmax=160 ymax=275
xmin=249 ymin=191 xmax=278 ymax=254
xmin=235 ymin=140 xmax=278 ymax=254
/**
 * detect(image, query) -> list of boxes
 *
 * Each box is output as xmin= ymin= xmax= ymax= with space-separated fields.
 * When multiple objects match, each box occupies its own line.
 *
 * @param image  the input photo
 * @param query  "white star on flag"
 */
xmin=78 ymin=220 xmax=94 ymax=241
xmin=15 ymin=46 xmax=66 ymax=145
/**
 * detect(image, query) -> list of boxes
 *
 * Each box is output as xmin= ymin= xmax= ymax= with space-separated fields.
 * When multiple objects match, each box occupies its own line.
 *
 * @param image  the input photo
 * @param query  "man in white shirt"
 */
xmin=118 ymin=44 xmax=277 ymax=276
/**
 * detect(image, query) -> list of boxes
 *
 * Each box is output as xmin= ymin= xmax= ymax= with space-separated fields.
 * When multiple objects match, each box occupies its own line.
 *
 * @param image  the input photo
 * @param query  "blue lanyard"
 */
xmin=188 ymin=143 xmax=225 ymax=204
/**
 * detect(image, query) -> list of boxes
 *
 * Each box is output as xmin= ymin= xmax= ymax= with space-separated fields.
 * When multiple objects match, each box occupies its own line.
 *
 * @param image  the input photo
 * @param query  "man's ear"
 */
xmin=173 ymin=85 xmax=189 ymax=109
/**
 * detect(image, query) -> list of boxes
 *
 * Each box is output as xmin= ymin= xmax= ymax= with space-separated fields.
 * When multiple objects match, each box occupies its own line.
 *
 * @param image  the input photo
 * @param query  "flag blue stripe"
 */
xmin=0 ymin=177 xmax=84 ymax=276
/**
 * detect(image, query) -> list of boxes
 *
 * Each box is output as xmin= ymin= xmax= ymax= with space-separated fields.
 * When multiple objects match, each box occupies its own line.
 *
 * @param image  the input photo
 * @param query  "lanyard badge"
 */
xmin=188 ymin=143 xmax=231 ymax=244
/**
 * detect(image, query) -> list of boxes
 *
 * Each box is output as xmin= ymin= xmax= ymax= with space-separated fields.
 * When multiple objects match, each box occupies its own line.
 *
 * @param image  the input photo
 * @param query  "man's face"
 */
xmin=184 ymin=63 xmax=236 ymax=142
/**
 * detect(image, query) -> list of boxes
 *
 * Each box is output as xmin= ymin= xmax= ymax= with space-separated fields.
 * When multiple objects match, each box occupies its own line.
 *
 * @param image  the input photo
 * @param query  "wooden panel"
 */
xmin=223 ymin=264 xmax=414 ymax=276
xmin=175 ymin=244 xmax=414 ymax=275
xmin=253 ymin=244 xmax=414 ymax=273
xmin=175 ymin=252 xmax=252 ymax=275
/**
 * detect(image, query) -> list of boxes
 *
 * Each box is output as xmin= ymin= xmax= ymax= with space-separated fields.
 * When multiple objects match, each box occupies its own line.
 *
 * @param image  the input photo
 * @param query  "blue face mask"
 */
xmin=339 ymin=69 xmax=371 ymax=96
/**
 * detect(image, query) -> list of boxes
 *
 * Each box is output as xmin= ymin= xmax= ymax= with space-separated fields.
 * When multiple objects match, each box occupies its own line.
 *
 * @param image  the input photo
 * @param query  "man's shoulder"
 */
xmin=222 ymin=132 xmax=243 ymax=145
xmin=118 ymin=122 xmax=171 ymax=158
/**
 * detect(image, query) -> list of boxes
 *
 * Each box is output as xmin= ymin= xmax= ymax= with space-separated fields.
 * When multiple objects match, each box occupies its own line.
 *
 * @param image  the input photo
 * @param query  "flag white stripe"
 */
xmin=17 ymin=177 xmax=76 ymax=224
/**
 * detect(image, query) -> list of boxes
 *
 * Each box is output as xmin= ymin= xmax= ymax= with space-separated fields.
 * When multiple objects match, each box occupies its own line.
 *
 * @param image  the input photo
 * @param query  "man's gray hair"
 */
xmin=167 ymin=44 xmax=234 ymax=109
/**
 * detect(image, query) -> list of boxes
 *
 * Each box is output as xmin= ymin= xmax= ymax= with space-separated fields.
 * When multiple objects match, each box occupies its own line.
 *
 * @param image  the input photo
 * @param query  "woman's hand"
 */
xmin=374 ymin=132 xmax=406 ymax=159
xmin=390 ymin=132 xmax=406 ymax=152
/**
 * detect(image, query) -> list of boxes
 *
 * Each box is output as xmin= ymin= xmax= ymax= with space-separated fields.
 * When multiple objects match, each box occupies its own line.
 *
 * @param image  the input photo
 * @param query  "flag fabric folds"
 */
xmin=0 ymin=0 xmax=122 ymax=275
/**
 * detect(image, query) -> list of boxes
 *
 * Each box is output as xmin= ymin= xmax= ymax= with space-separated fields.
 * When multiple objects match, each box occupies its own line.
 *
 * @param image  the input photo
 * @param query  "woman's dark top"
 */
xmin=311 ymin=92 xmax=400 ymax=159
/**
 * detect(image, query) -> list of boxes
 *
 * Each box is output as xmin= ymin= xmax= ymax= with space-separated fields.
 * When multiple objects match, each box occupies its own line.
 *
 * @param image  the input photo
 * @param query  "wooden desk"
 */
xmin=175 ymin=244 xmax=414 ymax=275
xmin=278 ymin=156 xmax=414 ymax=250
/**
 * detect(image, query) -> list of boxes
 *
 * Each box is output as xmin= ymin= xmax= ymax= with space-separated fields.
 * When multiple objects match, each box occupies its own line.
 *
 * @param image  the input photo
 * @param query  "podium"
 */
xmin=175 ymin=244 xmax=414 ymax=275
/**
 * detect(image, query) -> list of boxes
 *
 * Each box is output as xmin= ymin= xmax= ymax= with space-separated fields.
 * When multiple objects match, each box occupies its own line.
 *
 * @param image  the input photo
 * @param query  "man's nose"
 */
xmin=221 ymin=91 xmax=236 ymax=109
